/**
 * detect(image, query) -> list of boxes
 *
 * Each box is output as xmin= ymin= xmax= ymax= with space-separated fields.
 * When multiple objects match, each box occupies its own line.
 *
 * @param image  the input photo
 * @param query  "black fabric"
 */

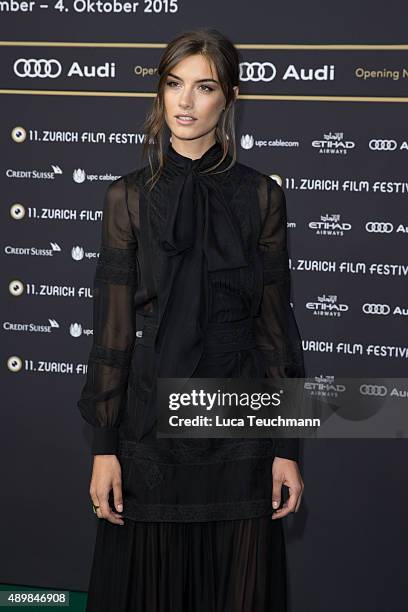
xmin=154 ymin=141 xmax=247 ymax=379
xmin=77 ymin=139 xmax=305 ymax=521
xmin=85 ymin=515 xmax=287 ymax=612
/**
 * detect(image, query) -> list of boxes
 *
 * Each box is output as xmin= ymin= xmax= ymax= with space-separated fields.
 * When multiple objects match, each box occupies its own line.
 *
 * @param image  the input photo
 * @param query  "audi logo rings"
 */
xmin=368 ymin=140 xmax=397 ymax=151
xmin=362 ymin=304 xmax=391 ymax=315
xmin=239 ymin=62 xmax=276 ymax=82
xmin=365 ymin=222 xmax=394 ymax=233
xmin=359 ymin=385 xmax=388 ymax=396
xmin=14 ymin=58 xmax=62 ymax=78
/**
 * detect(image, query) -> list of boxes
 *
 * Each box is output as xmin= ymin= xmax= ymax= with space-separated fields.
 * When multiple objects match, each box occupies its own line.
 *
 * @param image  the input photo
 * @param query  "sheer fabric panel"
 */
xmin=254 ymin=176 xmax=305 ymax=461
xmin=77 ymin=178 xmax=139 ymax=454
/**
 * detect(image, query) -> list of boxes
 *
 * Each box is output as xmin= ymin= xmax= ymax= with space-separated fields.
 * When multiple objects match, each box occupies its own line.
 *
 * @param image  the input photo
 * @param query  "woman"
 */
xmin=78 ymin=28 xmax=305 ymax=611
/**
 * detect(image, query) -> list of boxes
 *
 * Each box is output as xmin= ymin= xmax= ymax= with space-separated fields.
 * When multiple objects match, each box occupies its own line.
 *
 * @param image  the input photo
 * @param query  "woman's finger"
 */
xmin=294 ymin=487 xmax=304 ymax=512
xmin=112 ymin=478 xmax=124 ymax=514
xmin=98 ymin=489 xmax=125 ymax=524
xmin=271 ymin=476 xmax=283 ymax=511
xmin=272 ymin=485 xmax=301 ymax=519
xmin=90 ymin=495 xmax=102 ymax=519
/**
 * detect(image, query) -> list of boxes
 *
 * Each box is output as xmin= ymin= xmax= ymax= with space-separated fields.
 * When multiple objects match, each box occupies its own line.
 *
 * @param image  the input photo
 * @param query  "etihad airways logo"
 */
xmin=306 ymin=294 xmax=349 ymax=317
xmin=312 ymin=131 xmax=355 ymax=155
xmin=308 ymin=214 xmax=352 ymax=236
xmin=304 ymin=375 xmax=346 ymax=398
xmin=13 ymin=58 xmax=116 ymax=79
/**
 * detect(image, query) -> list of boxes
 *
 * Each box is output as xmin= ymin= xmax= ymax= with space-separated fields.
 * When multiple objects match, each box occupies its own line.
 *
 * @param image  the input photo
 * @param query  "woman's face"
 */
xmin=163 ymin=53 xmax=238 ymax=144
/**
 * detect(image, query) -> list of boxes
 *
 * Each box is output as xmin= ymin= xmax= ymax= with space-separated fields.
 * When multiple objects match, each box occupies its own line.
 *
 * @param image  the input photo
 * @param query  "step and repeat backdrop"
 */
xmin=1 ymin=2 xmax=407 ymax=610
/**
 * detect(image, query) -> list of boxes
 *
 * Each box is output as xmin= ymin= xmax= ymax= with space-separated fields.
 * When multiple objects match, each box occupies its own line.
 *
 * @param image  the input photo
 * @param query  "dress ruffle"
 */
xmin=86 ymin=515 xmax=287 ymax=612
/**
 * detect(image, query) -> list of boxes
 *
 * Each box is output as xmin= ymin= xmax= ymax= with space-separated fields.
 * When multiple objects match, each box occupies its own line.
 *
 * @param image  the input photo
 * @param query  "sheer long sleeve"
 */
xmin=254 ymin=175 xmax=305 ymax=462
xmin=77 ymin=177 xmax=138 ymax=455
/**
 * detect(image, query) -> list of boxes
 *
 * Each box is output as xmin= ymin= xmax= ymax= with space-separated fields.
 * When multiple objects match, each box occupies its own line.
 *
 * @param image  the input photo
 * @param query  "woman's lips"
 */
xmin=175 ymin=116 xmax=197 ymax=125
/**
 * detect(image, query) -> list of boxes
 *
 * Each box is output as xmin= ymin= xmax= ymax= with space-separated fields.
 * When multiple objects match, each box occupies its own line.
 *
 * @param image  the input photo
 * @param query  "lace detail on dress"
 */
xmin=120 ymin=498 xmax=273 ymax=522
xmin=95 ymin=245 xmax=138 ymax=285
xmin=262 ymin=250 xmax=290 ymax=284
xmin=135 ymin=460 xmax=165 ymax=489
xmin=89 ymin=343 xmax=133 ymax=369
xmin=118 ymin=438 xmax=276 ymax=464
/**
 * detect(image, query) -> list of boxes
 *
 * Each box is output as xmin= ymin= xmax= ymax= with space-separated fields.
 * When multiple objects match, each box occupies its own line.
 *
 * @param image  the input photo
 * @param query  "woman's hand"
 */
xmin=89 ymin=455 xmax=125 ymax=525
xmin=271 ymin=456 xmax=304 ymax=520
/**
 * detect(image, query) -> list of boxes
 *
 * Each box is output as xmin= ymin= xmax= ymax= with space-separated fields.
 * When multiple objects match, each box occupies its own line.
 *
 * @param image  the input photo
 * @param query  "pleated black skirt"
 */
xmin=86 ymin=515 xmax=287 ymax=612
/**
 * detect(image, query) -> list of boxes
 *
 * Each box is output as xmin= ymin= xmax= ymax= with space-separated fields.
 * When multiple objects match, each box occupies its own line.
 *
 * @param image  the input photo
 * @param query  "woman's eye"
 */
xmin=165 ymin=81 xmax=213 ymax=92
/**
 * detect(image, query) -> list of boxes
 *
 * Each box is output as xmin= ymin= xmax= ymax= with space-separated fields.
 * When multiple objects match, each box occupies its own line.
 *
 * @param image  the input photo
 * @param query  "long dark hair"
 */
xmin=141 ymin=28 xmax=241 ymax=191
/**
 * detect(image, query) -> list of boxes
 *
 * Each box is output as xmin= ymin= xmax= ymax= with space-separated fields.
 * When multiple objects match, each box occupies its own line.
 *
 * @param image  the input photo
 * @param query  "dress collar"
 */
xmin=164 ymin=140 xmax=228 ymax=175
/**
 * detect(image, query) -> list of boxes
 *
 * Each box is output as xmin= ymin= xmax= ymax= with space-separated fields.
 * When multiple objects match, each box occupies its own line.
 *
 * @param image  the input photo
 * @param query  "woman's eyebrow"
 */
xmin=167 ymin=72 xmax=219 ymax=84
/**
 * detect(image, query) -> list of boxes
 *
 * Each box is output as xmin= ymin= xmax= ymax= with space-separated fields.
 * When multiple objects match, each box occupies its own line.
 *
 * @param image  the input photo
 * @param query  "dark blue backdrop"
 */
xmin=1 ymin=2 xmax=407 ymax=610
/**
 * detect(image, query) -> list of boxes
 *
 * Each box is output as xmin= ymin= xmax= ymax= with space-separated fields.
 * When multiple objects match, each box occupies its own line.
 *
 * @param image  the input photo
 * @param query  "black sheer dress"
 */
xmin=77 ymin=140 xmax=305 ymax=611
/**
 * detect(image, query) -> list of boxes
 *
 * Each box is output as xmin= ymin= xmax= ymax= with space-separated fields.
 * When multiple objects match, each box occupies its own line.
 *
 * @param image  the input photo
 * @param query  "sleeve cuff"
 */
xmin=91 ymin=426 xmax=119 ymax=455
xmin=274 ymin=438 xmax=299 ymax=462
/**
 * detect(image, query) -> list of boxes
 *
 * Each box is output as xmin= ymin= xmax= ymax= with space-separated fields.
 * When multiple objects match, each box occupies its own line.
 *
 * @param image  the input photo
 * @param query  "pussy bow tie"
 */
xmin=153 ymin=140 xmax=248 ymax=378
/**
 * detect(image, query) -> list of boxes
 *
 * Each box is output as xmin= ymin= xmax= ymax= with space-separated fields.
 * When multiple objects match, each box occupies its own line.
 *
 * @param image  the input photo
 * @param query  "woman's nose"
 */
xmin=179 ymin=90 xmax=193 ymax=108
